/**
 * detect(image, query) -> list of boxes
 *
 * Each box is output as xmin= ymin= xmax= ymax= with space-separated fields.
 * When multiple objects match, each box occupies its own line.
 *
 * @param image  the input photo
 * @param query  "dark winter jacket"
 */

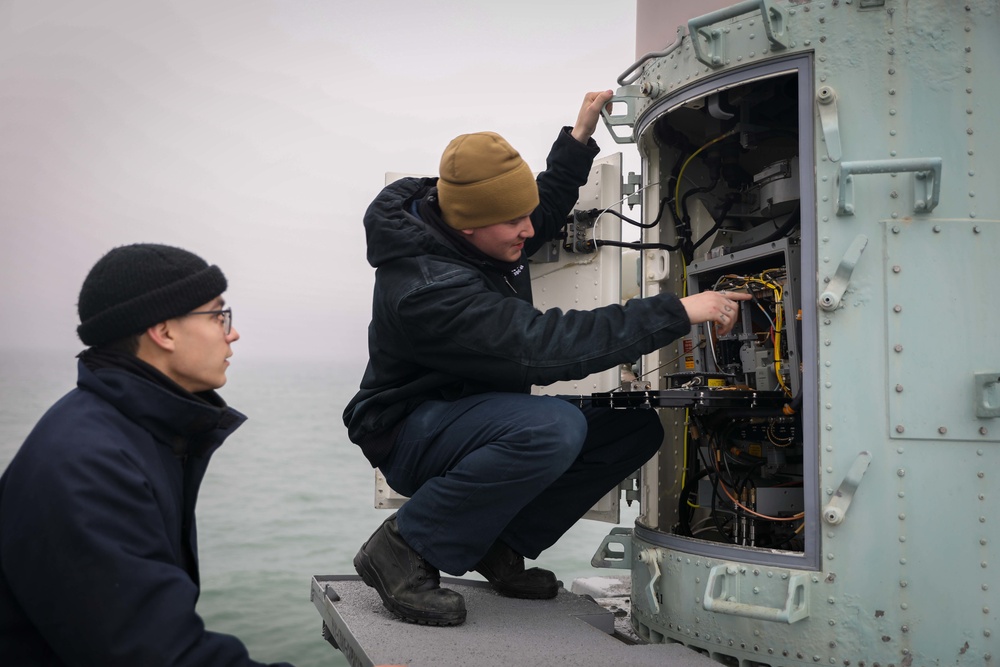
xmin=0 ymin=357 xmax=292 ymax=667
xmin=344 ymin=128 xmax=692 ymax=467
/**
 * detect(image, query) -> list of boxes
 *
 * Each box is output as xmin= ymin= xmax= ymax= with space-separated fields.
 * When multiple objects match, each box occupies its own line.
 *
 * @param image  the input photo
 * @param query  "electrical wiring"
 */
xmin=717 ymin=480 xmax=805 ymax=523
xmin=707 ymin=269 xmax=793 ymax=396
xmin=673 ymin=129 xmax=739 ymax=218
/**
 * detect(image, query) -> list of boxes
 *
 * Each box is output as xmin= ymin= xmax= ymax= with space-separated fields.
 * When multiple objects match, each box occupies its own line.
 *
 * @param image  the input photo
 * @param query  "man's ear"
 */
xmin=145 ymin=321 xmax=176 ymax=352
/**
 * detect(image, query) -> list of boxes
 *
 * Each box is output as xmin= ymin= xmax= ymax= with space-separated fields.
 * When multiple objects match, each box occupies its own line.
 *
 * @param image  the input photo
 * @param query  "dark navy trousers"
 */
xmin=380 ymin=392 xmax=663 ymax=576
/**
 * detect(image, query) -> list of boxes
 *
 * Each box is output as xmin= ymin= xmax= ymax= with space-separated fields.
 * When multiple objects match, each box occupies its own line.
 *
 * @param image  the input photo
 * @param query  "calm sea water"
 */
xmin=0 ymin=349 xmax=637 ymax=667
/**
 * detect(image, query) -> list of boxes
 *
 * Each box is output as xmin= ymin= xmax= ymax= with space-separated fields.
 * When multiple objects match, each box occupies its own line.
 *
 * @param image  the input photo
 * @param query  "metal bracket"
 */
xmin=818 ymin=233 xmax=868 ymax=311
xmin=816 ymin=86 xmax=842 ymax=162
xmin=975 ymin=373 xmax=1000 ymax=419
xmin=601 ymin=84 xmax=642 ymax=145
xmin=837 ymin=157 xmax=943 ymax=216
xmin=590 ymin=527 xmax=633 ymax=570
xmin=822 ymin=451 xmax=872 ymax=525
xmin=624 ymin=172 xmax=641 ymax=207
xmin=689 ymin=0 xmax=790 ymax=69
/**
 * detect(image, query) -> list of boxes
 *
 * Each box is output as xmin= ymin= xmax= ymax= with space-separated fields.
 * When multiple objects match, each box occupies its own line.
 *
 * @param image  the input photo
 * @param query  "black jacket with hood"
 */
xmin=0 ymin=354 xmax=292 ymax=667
xmin=344 ymin=128 xmax=692 ymax=468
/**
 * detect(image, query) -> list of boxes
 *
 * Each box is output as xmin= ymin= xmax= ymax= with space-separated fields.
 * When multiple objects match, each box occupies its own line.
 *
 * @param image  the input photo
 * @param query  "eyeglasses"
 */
xmin=184 ymin=308 xmax=233 ymax=335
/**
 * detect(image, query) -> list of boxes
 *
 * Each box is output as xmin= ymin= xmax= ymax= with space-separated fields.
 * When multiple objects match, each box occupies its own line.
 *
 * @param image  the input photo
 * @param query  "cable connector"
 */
xmin=563 ymin=209 xmax=599 ymax=254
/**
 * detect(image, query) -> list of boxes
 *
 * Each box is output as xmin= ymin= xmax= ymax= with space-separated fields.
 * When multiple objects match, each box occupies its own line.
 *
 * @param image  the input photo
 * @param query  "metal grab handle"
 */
xmin=600 ymin=85 xmax=642 ymax=145
xmin=689 ymin=0 xmax=790 ymax=68
xmin=703 ymin=565 xmax=810 ymax=623
xmin=836 ymin=157 xmax=943 ymax=216
xmin=590 ymin=527 xmax=633 ymax=569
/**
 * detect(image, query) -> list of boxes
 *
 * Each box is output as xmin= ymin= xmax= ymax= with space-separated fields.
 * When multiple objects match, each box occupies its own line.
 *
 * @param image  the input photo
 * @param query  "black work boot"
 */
xmin=474 ymin=541 xmax=559 ymax=599
xmin=353 ymin=515 xmax=466 ymax=626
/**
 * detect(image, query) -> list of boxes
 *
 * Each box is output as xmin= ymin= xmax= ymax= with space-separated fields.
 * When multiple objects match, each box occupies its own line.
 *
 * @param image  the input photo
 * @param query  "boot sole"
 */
xmin=353 ymin=549 xmax=467 ymax=626
xmin=489 ymin=580 xmax=560 ymax=600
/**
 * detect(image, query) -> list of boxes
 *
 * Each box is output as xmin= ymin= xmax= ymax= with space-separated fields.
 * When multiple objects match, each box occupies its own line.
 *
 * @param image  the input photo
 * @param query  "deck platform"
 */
xmin=311 ymin=575 xmax=718 ymax=667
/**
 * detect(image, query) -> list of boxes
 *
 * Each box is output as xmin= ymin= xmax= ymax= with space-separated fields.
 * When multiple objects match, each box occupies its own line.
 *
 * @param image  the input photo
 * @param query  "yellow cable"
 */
xmin=674 ymin=130 xmax=738 ymax=218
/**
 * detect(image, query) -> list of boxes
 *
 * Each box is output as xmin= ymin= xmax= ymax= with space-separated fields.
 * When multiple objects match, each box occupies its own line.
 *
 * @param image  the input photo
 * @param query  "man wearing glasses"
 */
xmin=0 ymin=243 xmax=293 ymax=666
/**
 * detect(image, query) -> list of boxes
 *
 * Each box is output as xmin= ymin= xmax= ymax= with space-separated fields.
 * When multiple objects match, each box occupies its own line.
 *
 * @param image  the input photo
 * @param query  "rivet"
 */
xmin=894 ymin=344 xmax=903 ymax=352
xmin=893 ymin=305 xmax=902 ymax=313
xmin=895 ymin=385 xmax=904 ymax=392
xmin=896 ymin=425 xmax=905 ymax=434
xmin=892 ymin=265 xmax=901 ymax=273
xmin=939 ymin=426 xmax=948 ymax=435
xmin=933 ymin=225 xmax=942 ymax=233
xmin=982 ymin=427 xmax=989 ymax=436
xmin=897 ymin=469 xmax=905 ymax=477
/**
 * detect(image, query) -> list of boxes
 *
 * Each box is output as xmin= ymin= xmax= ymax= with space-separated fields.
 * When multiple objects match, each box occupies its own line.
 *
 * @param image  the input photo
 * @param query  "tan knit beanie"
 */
xmin=436 ymin=131 xmax=540 ymax=230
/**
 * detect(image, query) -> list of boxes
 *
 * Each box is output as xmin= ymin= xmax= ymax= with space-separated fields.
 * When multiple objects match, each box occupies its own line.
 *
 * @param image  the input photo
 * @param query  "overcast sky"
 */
xmin=0 ymin=0 xmax=640 ymax=363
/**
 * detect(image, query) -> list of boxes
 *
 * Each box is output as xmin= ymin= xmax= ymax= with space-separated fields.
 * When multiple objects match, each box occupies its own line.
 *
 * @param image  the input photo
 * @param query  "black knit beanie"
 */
xmin=77 ymin=243 xmax=227 ymax=346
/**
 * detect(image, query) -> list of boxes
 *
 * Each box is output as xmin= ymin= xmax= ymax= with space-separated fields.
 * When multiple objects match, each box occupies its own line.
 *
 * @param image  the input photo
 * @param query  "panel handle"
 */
xmin=837 ymin=158 xmax=942 ymax=216
xmin=689 ymin=0 xmax=790 ymax=68
xmin=704 ymin=565 xmax=810 ymax=623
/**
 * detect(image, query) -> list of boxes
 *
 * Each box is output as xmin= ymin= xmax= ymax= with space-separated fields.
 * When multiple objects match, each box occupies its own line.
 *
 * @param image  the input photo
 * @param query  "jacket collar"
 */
xmin=76 ymin=357 xmax=246 ymax=457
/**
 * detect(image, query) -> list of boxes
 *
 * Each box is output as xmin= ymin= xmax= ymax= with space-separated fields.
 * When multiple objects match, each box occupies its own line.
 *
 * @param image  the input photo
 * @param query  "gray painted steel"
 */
xmin=311 ymin=575 xmax=719 ymax=666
